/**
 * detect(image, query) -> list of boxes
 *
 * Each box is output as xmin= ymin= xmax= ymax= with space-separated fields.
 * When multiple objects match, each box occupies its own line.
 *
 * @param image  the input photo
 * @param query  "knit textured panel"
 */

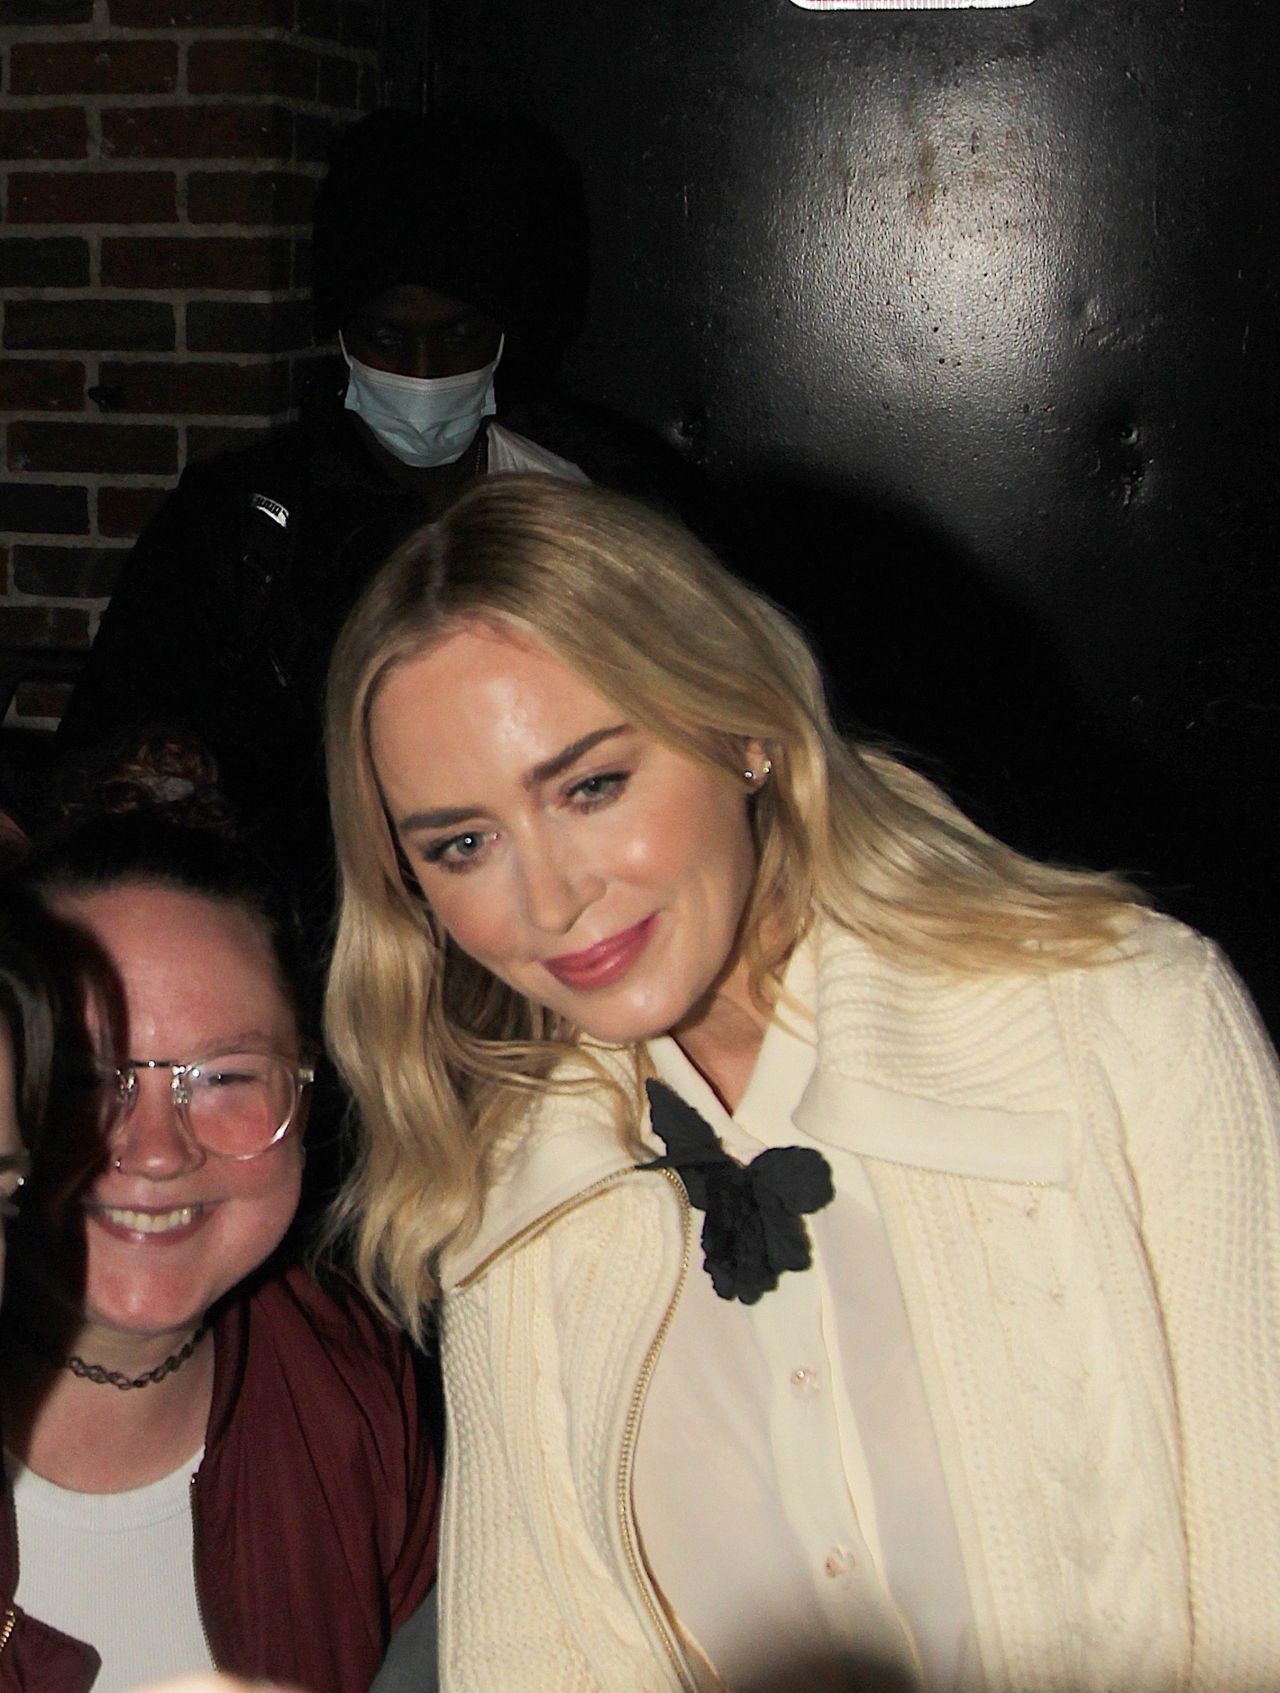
xmin=439 ymin=914 xmax=1280 ymax=1692
xmin=441 ymin=1179 xmax=691 ymax=1692
xmin=818 ymin=916 xmax=1278 ymax=1691
xmin=1098 ymin=941 xmax=1280 ymax=1688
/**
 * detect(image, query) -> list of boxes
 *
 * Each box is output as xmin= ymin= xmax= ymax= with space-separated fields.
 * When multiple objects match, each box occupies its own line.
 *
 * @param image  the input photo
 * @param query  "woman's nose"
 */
xmin=109 ymin=1073 xmax=206 ymax=1178
xmin=516 ymin=844 xmax=604 ymax=937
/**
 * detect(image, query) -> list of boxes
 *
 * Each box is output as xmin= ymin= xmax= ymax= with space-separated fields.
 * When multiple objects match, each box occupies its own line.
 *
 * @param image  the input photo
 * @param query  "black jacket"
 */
xmin=60 ymin=389 xmax=702 ymax=880
xmin=60 ymin=400 xmax=429 ymax=890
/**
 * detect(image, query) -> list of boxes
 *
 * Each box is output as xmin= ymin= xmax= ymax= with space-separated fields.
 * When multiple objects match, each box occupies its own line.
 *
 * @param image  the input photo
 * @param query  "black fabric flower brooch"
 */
xmin=641 ymin=1079 xmax=835 ymax=1305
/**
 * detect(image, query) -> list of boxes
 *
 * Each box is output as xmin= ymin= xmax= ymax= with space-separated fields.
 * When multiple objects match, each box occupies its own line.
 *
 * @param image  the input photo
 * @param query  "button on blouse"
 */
xmin=633 ymin=935 xmax=980 ymax=1692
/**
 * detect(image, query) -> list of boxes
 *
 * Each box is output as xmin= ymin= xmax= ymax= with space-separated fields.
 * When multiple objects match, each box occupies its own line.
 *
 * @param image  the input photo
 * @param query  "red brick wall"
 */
xmin=0 ymin=0 xmax=377 ymax=724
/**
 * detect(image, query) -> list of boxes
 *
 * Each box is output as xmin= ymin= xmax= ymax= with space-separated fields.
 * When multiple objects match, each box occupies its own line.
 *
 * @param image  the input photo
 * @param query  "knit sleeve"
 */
xmin=439 ymin=1178 xmax=691 ymax=1693
xmin=1122 ymin=942 xmax=1280 ymax=1688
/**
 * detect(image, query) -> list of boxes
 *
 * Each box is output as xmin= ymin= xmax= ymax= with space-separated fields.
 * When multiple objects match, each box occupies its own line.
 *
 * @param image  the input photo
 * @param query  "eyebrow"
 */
xmin=394 ymin=724 xmax=629 ymax=834
xmin=78 ymin=1032 xmax=290 ymax=1064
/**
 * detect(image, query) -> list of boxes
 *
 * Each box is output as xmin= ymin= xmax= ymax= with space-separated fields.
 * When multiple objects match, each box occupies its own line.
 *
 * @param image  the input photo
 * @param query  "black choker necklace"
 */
xmin=4 ymin=1311 xmax=209 ymax=1392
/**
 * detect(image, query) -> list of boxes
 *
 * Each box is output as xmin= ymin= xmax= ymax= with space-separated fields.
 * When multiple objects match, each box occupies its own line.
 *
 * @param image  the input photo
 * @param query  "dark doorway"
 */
xmin=400 ymin=0 xmax=1280 ymax=1027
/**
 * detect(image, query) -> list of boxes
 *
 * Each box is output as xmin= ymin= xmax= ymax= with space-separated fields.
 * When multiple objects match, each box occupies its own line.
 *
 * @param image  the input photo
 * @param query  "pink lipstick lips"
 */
xmin=543 ymin=915 xmax=656 ymax=990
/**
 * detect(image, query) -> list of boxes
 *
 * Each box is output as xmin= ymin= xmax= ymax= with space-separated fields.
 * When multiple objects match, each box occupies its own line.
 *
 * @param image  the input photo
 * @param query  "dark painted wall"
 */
xmin=418 ymin=0 xmax=1279 ymax=1020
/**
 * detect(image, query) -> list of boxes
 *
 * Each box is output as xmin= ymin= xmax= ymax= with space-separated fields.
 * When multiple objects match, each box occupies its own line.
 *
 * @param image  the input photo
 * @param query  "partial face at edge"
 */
xmin=0 ymin=1025 xmax=24 ymax=1301
xmin=370 ymin=624 xmax=763 ymax=1046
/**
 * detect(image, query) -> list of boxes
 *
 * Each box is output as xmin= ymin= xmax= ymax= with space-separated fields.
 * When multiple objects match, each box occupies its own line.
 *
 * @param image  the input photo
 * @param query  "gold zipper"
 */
xmin=616 ymin=1166 xmax=698 ymax=1691
xmin=189 ymin=1473 xmax=219 ymax=1669
xmin=454 ymin=1165 xmax=641 ymax=1292
xmin=2 ymin=1466 xmax=18 ymax=1659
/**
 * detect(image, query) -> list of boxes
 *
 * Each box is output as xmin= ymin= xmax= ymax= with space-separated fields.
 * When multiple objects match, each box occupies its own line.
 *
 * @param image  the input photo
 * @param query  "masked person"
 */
xmin=58 ymin=110 xmax=588 ymax=983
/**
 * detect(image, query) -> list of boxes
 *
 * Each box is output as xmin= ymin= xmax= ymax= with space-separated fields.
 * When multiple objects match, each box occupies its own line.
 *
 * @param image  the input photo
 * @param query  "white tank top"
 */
xmin=7 ymin=1445 xmax=215 ymax=1691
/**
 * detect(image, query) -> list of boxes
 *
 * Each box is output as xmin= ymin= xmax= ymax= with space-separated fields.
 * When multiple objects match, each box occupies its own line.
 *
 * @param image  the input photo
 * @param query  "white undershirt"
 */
xmin=635 ymin=939 xmax=979 ymax=1692
xmin=7 ymin=1445 xmax=214 ymax=1691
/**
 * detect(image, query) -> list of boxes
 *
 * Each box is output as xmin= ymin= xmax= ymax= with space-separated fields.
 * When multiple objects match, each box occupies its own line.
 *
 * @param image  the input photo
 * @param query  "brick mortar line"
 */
xmin=1 ymin=97 xmax=371 ymax=124
xmin=174 ymin=155 xmax=191 ymax=224
xmin=183 ymin=412 xmax=297 ymax=429
xmin=10 ymin=342 xmax=321 ymax=359
xmin=3 ymin=339 xmax=309 ymax=353
xmin=2 ymin=473 xmax=177 ymax=487
xmin=0 ymin=161 xmax=327 ymax=173
xmin=2 ymin=348 xmax=314 ymax=360
xmin=0 ymin=289 xmax=314 ymax=300
xmin=0 ymin=29 xmax=374 ymax=49
xmin=2 ymin=68 xmax=373 ymax=103
xmin=2 ymin=353 xmax=314 ymax=363
xmin=6 ymin=584 xmax=128 ymax=604
xmin=1 ymin=222 xmax=314 ymax=232
xmin=3 ymin=88 xmax=365 ymax=97
xmin=0 ymin=482 xmax=132 ymax=498
xmin=7 ymin=409 xmax=300 ymax=422
xmin=0 ymin=588 xmax=116 ymax=608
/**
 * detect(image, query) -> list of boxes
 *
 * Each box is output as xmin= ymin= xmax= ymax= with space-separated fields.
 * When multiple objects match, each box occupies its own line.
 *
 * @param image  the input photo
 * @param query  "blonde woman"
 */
xmin=325 ymin=475 xmax=1280 ymax=1693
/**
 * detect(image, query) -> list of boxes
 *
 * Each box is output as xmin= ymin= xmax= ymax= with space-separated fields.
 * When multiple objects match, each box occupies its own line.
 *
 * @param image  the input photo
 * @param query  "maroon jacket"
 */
xmin=0 ymin=1263 xmax=440 ymax=1692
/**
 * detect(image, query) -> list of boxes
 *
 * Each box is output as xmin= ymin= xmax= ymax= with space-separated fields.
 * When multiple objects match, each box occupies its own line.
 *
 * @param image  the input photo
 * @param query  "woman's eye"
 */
xmin=568 ymin=772 xmax=628 ymax=809
xmin=199 ymin=1068 xmax=254 ymax=1090
xmin=423 ymin=830 xmax=494 ymax=872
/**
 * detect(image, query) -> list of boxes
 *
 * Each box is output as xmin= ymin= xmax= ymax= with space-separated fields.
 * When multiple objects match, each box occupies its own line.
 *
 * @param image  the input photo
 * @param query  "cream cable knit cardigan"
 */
xmin=438 ymin=915 xmax=1280 ymax=1693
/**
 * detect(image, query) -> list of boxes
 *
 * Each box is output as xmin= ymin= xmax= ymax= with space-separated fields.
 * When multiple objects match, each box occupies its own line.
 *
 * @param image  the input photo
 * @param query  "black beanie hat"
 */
xmin=311 ymin=108 xmax=589 ymax=393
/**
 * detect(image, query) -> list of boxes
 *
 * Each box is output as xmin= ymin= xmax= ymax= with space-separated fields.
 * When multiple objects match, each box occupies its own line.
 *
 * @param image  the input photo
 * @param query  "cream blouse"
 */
xmin=635 ymin=939 xmax=979 ymax=1692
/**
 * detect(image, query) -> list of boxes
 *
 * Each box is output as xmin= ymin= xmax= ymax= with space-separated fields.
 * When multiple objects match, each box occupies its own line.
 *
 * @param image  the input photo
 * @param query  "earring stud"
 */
xmin=743 ymin=758 xmax=773 ymax=785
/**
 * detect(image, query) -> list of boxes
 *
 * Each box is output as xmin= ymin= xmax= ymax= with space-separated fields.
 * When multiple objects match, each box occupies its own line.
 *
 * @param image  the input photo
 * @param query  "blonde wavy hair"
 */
xmin=325 ymin=473 xmax=1140 ymax=1331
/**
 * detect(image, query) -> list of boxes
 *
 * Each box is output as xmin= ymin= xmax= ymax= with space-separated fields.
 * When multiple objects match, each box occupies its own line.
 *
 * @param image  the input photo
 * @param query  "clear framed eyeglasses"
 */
xmin=78 ymin=1051 xmax=314 ymax=1161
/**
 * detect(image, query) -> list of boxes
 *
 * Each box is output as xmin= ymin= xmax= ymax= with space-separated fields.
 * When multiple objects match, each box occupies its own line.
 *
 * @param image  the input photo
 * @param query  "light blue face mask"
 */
xmin=340 ymin=334 xmax=503 ymax=468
